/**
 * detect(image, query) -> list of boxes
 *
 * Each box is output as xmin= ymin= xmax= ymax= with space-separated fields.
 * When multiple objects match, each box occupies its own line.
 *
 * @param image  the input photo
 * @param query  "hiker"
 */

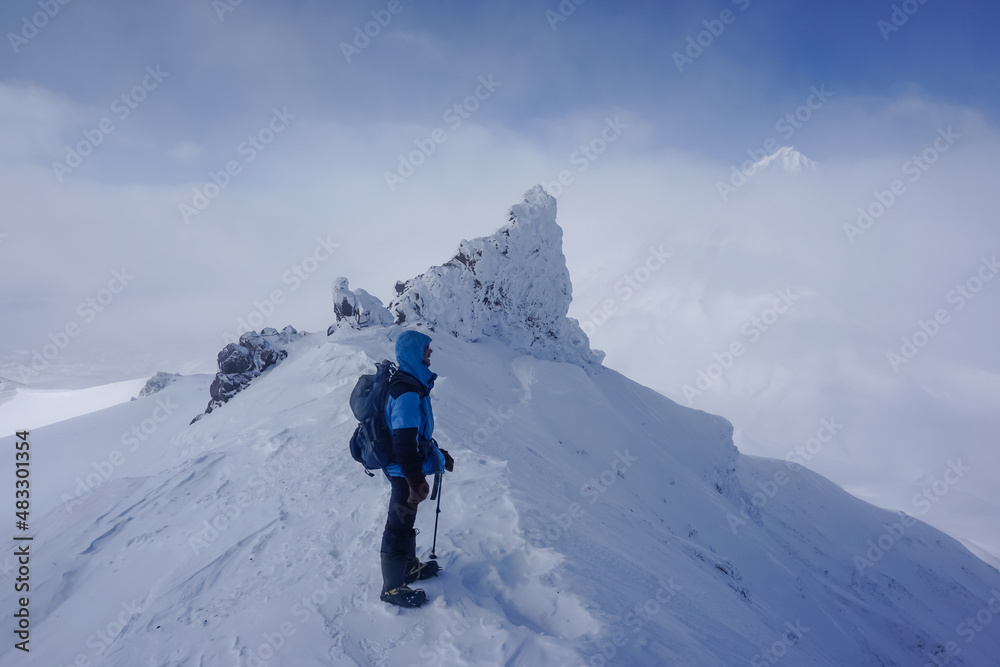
xmin=379 ymin=330 xmax=455 ymax=608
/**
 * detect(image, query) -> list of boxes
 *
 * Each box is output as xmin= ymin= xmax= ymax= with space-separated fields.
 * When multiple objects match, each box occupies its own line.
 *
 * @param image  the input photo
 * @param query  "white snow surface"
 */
xmin=388 ymin=186 xmax=605 ymax=367
xmin=753 ymin=146 xmax=817 ymax=172
xmin=0 ymin=377 xmax=148 ymax=434
xmin=2 ymin=327 xmax=999 ymax=666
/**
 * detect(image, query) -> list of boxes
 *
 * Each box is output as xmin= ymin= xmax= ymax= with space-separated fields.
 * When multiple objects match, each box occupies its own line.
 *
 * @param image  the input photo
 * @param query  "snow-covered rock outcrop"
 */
xmin=327 ymin=277 xmax=393 ymax=333
xmin=132 ymin=371 xmax=181 ymax=400
xmin=388 ymin=185 xmax=604 ymax=366
xmin=195 ymin=326 xmax=303 ymax=420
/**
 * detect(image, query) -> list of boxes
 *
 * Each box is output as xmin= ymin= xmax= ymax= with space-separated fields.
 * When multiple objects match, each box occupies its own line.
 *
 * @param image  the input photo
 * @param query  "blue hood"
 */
xmin=395 ymin=330 xmax=435 ymax=387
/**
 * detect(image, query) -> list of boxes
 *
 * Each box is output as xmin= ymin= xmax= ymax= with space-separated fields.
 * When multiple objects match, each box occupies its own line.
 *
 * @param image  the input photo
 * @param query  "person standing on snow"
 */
xmin=380 ymin=329 xmax=455 ymax=608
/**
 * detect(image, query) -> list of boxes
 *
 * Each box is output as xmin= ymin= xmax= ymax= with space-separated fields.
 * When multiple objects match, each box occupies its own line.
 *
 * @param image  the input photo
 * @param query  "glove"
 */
xmin=441 ymin=448 xmax=455 ymax=473
xmin=405 ymin=475 xmax=430 ymax=504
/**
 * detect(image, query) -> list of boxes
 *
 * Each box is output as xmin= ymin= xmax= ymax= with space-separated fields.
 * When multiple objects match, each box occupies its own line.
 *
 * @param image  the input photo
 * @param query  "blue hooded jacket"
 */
xmin=384 ymin=330 xmax=444 ymax=477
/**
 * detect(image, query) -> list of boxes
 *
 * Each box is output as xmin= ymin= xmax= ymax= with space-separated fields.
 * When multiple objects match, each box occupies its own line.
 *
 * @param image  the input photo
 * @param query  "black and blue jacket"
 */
xmin=383 ymin=330 xmax=445 ymax=478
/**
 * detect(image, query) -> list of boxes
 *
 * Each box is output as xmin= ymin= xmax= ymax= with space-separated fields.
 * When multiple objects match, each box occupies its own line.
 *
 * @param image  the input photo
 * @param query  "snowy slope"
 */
xmin=2 ymin=328 xmax=999 ymax=666
xmin=2 ymin=188 xmax=998 ymax=666
xmin=6 ymin=374 xmax=212 ymax=518
xmin=0 ymin=377 xmax=149 ymax=435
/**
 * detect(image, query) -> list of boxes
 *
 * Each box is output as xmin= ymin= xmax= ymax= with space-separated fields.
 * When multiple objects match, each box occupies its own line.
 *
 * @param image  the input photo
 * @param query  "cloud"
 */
xmin=0 ymin=81 xmax=77 ymax=164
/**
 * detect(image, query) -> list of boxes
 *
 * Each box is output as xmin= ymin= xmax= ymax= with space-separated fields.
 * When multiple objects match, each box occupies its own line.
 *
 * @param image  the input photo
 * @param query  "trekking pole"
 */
xmin=430 ymin=473 xmax=442 ymax=560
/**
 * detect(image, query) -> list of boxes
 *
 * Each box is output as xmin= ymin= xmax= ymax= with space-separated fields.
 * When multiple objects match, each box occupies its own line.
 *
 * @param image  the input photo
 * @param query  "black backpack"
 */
xmin=348 ymin=360 xmax=423 ymax=476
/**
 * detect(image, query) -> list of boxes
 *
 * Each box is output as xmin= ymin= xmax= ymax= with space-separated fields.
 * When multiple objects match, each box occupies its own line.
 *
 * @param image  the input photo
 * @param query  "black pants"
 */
xmin=380 ymin=474 xmax=418 ymax=592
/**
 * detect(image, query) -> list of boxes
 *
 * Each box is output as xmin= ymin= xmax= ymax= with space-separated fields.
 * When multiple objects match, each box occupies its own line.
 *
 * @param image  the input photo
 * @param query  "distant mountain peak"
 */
xmin=754 ymin=146 xmax=816 ymax=172
xmin=387 ymin=185 xmax=605 ymax=366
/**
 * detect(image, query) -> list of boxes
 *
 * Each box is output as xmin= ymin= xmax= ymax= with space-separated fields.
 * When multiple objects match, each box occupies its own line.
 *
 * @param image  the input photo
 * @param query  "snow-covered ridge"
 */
xmin=133 ymin=371 xmax=181 ymax=399
xmin=5 ymin=327 xmax=1000 ymax=666
xmin=4 ymin=187 xmax=1000 ymax=665
xmin=387 ymin=185 xmax=605 ymax=367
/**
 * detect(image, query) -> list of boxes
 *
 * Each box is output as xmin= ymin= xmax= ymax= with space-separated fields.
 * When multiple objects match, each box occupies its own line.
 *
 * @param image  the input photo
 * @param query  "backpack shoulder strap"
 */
xmin=387 ymin=370 xmax=427 ymax=400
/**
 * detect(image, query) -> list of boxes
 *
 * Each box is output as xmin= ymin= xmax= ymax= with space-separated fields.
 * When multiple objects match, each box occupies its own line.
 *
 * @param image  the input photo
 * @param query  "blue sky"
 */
xmin=4 ymin=0 xmax=998 ymax=182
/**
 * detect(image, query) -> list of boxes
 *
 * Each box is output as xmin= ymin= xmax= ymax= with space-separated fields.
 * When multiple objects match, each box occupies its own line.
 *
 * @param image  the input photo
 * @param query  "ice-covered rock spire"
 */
xmin=388 ymin=186 xmax=604 ymax=366
xmin=328 ymin=277 xmax=393 ymax=333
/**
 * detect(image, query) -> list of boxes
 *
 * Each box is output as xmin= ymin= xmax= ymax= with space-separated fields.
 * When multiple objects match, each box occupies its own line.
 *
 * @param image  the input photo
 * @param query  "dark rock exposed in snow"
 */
xmin=327 ymin=277 xmax=393 ymax=334
xmin=388 ymin=186 xmax=604 ymax=366
xmin=132 ymin=371 xmax=181 ymax=400
xmin=193 ymin=326 xmax=303 ymax=422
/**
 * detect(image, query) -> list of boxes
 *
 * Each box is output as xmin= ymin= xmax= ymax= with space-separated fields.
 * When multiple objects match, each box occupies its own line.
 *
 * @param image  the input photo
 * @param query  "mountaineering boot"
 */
xmin=380 ymin=585 xmax=428 ymax=608
xmin=401 ymin=528 xmax=440 ymax=583
xmin=405 ymin=559 xmax=441 ymax=584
